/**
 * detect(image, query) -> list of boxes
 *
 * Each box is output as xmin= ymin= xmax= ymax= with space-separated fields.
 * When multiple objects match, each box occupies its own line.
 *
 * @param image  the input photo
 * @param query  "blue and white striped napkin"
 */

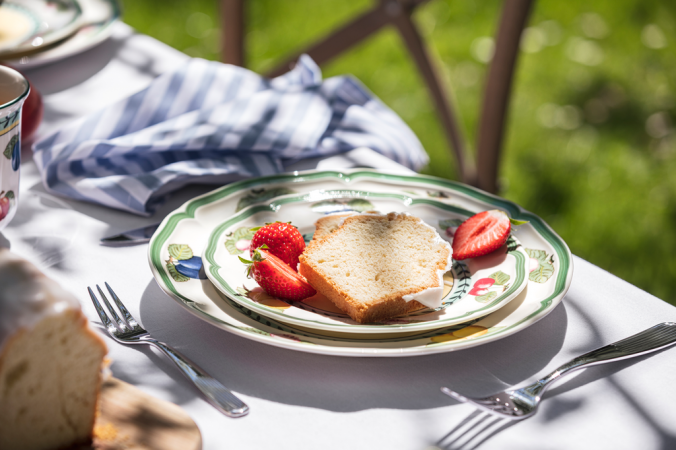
xmin=32 ymin=55 xmax=427 ymax=215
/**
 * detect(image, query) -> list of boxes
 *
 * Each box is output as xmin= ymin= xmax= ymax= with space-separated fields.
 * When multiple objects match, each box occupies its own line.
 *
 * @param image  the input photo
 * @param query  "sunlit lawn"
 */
xmin=122 ymin=0 xmax=676 ymax=304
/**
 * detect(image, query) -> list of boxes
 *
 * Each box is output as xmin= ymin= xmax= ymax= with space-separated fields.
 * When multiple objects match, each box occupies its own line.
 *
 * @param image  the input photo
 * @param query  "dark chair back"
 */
xmin=220 ymin=0 xmax=534 ymax=194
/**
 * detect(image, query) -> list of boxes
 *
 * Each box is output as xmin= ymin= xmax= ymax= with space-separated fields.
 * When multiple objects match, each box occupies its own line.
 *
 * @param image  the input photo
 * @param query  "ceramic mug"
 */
xmin=0 ymin=65 xmax=29 ymax=231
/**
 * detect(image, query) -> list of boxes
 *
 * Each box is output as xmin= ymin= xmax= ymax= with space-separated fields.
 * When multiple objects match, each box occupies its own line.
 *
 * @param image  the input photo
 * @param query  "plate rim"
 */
xmin=202 ymin=190 xmax=530 ymax=334
xmin=3 ymin=0 xmax=121 ymax=68
xmin=0 ymin=0 xmax=84 ymax=59
xmin=148 ymin=169 xmax=574 ymax=357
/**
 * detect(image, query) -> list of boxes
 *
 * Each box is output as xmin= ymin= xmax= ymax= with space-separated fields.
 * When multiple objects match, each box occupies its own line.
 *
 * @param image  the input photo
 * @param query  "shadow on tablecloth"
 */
xmin=432 ymin=291 xmax=676 ymax=450
xmin=118 ymin=279 xmax=569 ymax=413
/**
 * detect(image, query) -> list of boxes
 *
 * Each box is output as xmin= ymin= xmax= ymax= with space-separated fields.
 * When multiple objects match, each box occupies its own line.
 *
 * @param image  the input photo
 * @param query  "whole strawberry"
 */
xmin=250 ymin=222 xmax=305 ymax=270
xmin=240 ymin=247 xmax=316 ymax=301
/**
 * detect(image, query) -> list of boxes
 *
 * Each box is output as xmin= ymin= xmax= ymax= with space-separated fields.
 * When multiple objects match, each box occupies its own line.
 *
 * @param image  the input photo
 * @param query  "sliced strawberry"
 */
xmin=452 ymin=210 xmax=511 ymax=260
xmin=250 ymin=222 xmax=305 ymax=271
xmin=240 ymin=248 xmax=316 ymax=301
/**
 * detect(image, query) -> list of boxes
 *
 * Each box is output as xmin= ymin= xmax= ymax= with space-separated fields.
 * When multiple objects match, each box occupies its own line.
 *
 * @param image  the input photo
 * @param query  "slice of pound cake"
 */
xmin=299 ymin=212 xmax=452 ymax=323
xmin=0 ymin=249 xmax=107 ymax=450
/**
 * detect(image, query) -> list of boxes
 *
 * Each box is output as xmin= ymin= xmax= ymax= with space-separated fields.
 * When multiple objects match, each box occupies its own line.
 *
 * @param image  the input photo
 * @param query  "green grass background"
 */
xmin=122 ymin=0 xmax=676 ymax=304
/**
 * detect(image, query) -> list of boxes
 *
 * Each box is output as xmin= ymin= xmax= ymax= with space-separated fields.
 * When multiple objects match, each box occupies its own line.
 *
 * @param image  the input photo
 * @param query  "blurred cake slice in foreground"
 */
xmin=0 ymin=249 xmax=107 ymax=450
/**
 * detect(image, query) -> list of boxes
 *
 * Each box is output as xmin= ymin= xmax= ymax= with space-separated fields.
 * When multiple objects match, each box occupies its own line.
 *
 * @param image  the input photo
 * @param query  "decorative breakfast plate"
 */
xmin=0 ymin=0 xmax=83 ymax=59
xmin=148 ymin=170 xmax=573 ymax=357
xmin=4 ymin=0 xmax=121 ymax=68
xmin=201 ymin=190 xmax=530 ymax=334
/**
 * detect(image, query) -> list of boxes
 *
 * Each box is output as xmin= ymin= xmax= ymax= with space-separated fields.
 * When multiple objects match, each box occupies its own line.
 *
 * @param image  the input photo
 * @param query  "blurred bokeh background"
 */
xmin=121 ymin=0 xmax=676 ymax=304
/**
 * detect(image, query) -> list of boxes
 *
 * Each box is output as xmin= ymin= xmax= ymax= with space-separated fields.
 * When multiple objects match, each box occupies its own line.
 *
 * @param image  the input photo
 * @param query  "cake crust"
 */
xmin=299 ymin=260 xmax=428 ymax=323
xmin=309 ymin=211 xmax=379 ymax=248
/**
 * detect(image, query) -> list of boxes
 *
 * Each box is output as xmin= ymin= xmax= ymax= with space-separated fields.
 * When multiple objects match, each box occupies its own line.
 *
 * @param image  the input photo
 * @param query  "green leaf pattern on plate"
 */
xmin=506 ymin=235 xmax=520 ymax=253
xmin=526 ymin=248 xmax=555 ymax=283
xmin=427 ymin=190 xmax=451 ymax=199
xmin=166 ymin=261 xmax=189 ymax=282
xmin=242 ymin=327 xmax=272 ymax=337
xmin=310 ymin=198 xmax=375 ymax=213
xmin=168 ymin=244 xmax=193 ymax=260
xmin=526 ymin=248 xmax=547 ymax=261
xmin=224 ymin=226 xmax=256 ymax=255
xmin=439 ymin=218 xmax=463 ymax=230
xmin=468 ymin=267 xmax=512 ymax=304
xmin=236 ymin=187 xmax=296 ymax=212
xmin=347 ymin=198 xmax=374 ymax=211
xmin=475 ymin=290 xmax=498 ymax=304
xmin=489 ymin=270 xmax=510 ymax=286
xmin=166 ymin=243 xmax=196 ymax=282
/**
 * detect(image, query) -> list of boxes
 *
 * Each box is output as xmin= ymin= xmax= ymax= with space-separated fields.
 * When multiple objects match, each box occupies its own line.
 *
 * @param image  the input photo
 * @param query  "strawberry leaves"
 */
xmin=509 ymin=218 xmax=529 ymax=226
xmin=239 ymin=245 xmax=268 ymax=278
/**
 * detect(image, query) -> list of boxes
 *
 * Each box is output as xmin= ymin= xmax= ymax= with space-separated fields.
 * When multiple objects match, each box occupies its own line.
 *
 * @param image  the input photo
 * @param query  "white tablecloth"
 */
xmin=5 ymin=22 xmax=676 ymax=450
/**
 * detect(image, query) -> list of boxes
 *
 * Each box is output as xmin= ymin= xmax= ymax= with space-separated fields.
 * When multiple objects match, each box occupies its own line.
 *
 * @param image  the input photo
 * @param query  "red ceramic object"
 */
xmin=21 ymin=79 xmax=43 ymax=141
xmin=1 ymin=64 xmax=44 ymax=141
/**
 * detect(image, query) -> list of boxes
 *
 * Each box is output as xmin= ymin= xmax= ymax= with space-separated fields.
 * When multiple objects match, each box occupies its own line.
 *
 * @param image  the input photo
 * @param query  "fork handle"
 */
xmin=526 ymin=322 xmax=676 ymax=398
xmin=149 ymin=340 xmax=249 ymax=417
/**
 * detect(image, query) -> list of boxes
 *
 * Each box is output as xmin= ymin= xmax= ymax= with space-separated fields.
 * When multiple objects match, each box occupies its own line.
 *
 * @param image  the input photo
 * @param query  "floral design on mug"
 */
xmin=0 ymin=190 xmax=15 ymax=222
xmin=3 ymin=133 xmax=20 ymax=171
xmin=0 ymin=110 xmax=19 ymax=131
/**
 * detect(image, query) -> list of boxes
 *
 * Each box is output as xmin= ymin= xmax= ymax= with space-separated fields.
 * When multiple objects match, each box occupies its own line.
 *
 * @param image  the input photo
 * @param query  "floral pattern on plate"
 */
xmin=201 ymin=190 xmax=530 ymax=334
xmin=166 ymin=244 xmax=207 ymax=281
xmin=236 ymin=187 xmax=296 ymax=212
xmin=223 ymin=227 xmax=255 ymax=255
xmin=525 ymin=248 xmax=556 ymax=283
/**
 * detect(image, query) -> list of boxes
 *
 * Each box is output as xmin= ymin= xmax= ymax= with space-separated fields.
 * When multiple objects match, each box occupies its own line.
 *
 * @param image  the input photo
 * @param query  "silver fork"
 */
xmin=442 ymin=322 xmax=676 ymax=420
xmin=88 ymin=282 xmax=249 ymax=418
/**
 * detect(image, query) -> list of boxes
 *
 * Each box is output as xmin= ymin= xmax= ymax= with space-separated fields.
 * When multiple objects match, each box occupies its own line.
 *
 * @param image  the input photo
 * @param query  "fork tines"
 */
xmin=88 ymin=283 xmax=143 ymax=336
